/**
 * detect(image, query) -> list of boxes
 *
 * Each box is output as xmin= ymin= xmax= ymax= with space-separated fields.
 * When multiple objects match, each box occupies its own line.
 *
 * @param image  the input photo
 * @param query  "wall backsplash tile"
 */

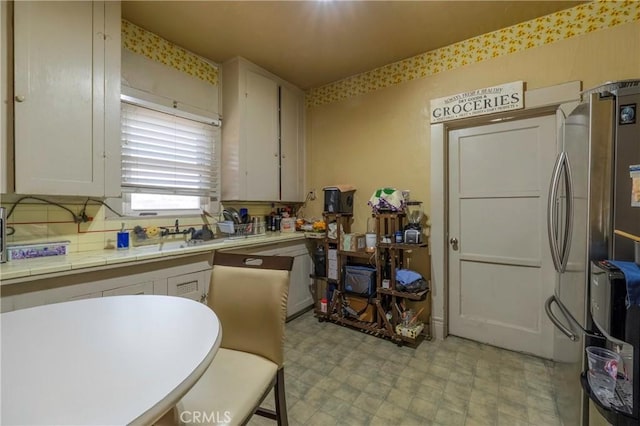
xmin=1 ymin=201 xmax=218 ymax=254
xmin=1 ymin=199 xmax=301 ymax=255
xmin=305 ymin=0 xmax=640 ymax=107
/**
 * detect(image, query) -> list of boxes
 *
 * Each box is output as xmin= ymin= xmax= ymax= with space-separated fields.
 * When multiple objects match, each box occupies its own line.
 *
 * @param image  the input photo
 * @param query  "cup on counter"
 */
xmin=365 ymin=233 xmax=376 ymax=252
xmin=117 ymin=231 xmax=130 ymax=250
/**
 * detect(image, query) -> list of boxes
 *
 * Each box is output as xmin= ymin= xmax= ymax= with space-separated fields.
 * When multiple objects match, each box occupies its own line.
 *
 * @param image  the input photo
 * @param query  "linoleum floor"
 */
xmin=248 ymin=310 xmax=561 ymax=426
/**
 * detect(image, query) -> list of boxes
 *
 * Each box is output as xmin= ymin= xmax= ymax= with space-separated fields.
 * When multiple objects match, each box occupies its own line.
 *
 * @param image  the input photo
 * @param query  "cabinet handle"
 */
xmin=15 ymin=95 xmax=25 ymax=103
xmin=274 ymin=153 xmax=278 ymax=157
xmin=282 ymin=154 xmax=286 ymax=159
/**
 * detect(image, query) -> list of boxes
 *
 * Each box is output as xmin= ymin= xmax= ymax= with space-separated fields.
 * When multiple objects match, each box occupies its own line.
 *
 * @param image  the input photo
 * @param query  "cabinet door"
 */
xmin=102 ymin=281 xmax=154 ymax=297
xmin=245 ymin=69 xmax=279 ymax=201
xmin=0 ymin=1 xmax=12 ymax=194
xmin=13 ymin=1 xmax=120 ymax=196
xmin=287 ymin=251 xmax=313 ymax=318
xmin=280 ymin=85 xmax=304 ymax=202
xmin=68 ymin=291 xmax=103 ymax=301
xmin=167 ymin=271 xmax=208 ymax=302
xmin=1 ymin=295 xmax=14 ymax=313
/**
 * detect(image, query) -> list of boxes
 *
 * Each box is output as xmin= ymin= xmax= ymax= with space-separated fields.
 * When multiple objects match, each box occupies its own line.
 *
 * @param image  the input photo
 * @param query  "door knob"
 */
xmin=450 ymin=237 xmax=459 ymax=251
xmin=15 ymin=95 xmax=25 ymax=102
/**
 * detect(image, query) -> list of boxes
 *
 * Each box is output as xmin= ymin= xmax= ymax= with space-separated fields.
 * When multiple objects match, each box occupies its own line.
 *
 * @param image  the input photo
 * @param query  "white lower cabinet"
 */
xmin=223 ymin=240 xmax=313 ymax=319
xmin=2 ymin=255 xmax=212 ymax=313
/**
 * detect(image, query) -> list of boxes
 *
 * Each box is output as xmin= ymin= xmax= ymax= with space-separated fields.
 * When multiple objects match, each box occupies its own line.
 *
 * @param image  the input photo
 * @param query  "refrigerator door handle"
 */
xmin=559 ymin=155 xmax=574 ymax=272
xmin=547 ymin=152 xmax=565 ymax=272
xmin=545 ymin=295 xmax=579 ymax=341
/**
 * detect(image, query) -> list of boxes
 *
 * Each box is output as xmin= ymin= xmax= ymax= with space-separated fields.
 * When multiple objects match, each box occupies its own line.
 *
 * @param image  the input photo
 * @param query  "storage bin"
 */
xmin=343 ymin=265 xmax=376 ymax=296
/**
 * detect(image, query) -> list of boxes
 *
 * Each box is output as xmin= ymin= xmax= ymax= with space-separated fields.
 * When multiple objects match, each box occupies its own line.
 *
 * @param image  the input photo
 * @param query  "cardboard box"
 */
xmin=346 ymin=295 xmax=376 ymax=322
xmin=323 ymin=185 xmax=356 ymax=214
xmin=342 ymin=233 xmax=366 ymax=252
xmin=328 ymin=259 xmax=338 ymax=280
xmin=327 ymin=248 xmax=338 ymax=261
xmin=395 ymin=322 xmax=424 ymax=339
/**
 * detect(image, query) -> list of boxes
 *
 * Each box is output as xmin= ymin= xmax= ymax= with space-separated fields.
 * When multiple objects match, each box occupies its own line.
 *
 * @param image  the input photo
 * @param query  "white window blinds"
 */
xmin=121 ymin=102 xmax=220 ymax=199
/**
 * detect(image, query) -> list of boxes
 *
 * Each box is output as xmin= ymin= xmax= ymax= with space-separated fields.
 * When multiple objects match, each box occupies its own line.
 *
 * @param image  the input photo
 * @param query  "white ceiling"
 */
xmin=122 ymin=1 xmax=584 ymax=90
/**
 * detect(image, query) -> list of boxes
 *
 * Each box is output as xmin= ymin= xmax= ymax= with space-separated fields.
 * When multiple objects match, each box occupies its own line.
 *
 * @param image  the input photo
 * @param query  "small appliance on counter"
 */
xmin=323 ymin=185 xmax=355 ymax=214
xmin=403 ymin=201 xmax=424 ymax=244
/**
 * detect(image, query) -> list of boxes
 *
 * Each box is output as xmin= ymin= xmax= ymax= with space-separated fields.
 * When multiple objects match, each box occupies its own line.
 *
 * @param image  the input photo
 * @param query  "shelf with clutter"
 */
xmin=310 ymin=186 xmax=432 ymax=346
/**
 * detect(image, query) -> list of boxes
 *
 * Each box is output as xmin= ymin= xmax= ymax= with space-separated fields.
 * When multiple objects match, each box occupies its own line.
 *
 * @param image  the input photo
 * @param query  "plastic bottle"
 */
xmin=382 ymin=250 xmax=392 ymax=289
xmin=269 ymin=203 xmax=276 ymax=231
xmin=385 ymin=250 xmax=392 ymax=278
xmin=314 ymin=245 xmax=326 ymax=277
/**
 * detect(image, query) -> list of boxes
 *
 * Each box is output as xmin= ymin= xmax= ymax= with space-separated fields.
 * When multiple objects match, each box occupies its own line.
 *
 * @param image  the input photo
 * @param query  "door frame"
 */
xmin=429 ymin=81 xmax=582 ymax=340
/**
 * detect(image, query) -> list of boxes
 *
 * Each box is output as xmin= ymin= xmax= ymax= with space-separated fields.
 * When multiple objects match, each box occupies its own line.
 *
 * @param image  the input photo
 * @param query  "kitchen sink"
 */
xmin=181 ymin=238 xmax=227 ymax=247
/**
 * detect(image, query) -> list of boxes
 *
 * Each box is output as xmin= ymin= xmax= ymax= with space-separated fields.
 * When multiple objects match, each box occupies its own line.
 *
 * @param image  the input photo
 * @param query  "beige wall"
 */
xmin=305 ymin=21 xmax=640 ymax=338
xmin=306 ymin=20 xmax=640 ymax=230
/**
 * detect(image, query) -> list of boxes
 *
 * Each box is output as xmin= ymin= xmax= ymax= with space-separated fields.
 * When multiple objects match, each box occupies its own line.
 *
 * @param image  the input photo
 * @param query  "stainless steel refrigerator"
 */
xmin=545 ymin=80 xmax=640 ymax=426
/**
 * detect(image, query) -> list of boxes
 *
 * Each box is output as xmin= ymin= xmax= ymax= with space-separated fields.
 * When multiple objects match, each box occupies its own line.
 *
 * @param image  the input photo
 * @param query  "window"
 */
xmin=120 ymin=99 xmax=221 ymax=216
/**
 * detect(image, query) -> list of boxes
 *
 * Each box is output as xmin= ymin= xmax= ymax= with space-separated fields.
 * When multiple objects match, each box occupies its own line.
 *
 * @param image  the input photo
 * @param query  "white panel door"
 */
xmin=245 ymin=70 xmax=279 ymax=201
xmin=448 ymin=114 xmax=557 ymax=358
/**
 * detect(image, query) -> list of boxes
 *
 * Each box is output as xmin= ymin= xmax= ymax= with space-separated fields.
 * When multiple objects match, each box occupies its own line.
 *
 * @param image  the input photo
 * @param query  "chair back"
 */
xmin=208 ymin=252 xmax=293 ymax=366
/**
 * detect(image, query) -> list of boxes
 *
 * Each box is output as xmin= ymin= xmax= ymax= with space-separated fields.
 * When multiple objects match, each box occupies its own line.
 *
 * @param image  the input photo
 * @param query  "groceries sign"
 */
xmin=430 ymin=81 xmax=524 ymax=123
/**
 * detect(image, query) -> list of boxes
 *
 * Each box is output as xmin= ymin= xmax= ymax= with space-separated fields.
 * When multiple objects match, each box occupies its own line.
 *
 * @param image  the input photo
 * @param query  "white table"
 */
xmin=1 ymin=295 xmax=221 ymax=425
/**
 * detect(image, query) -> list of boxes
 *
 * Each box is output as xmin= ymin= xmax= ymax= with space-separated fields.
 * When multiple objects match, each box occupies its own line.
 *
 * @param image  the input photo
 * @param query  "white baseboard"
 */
xmin=433 ymin=317 xmax=445 ymax=340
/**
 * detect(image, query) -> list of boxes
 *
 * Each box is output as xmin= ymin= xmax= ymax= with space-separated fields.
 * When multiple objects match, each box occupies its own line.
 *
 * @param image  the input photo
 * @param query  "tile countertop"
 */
xmin=0 ymin=232 xmax=305 ymax=284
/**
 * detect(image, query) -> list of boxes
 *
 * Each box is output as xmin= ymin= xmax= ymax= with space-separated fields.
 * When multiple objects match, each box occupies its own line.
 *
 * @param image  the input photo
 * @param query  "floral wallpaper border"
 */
xmin=121 ymin=20 xmax=218 ymax=86
xmin=306 ymin=1 xmax=640 ymax=107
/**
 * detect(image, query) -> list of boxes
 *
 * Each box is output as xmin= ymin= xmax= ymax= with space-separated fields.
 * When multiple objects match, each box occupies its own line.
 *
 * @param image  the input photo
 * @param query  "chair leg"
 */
xmin=274 ymin=367 xmax=288 ymax=426
xmin=254 ymin=368 xmax=288 ymax=425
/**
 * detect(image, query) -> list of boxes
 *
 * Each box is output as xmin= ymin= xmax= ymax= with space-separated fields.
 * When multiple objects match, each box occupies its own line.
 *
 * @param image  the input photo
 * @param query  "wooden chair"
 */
xmin=172 ymin=252 xmax=293 ymax=426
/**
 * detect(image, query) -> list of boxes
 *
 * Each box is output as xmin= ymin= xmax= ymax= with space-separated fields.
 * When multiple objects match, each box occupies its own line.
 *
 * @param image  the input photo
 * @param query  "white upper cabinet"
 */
xmin=13 ymin=1 xmax=121 ymax=197
xmin=0 ymin=1 xmax=13 ymax=194
xmin=244 ymin=69 xmax=280 ymax=201
xmin=280 ymin=84 xmax=305 ymax=203
xmin=222 ymin=57 xmax=305 ymax=202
